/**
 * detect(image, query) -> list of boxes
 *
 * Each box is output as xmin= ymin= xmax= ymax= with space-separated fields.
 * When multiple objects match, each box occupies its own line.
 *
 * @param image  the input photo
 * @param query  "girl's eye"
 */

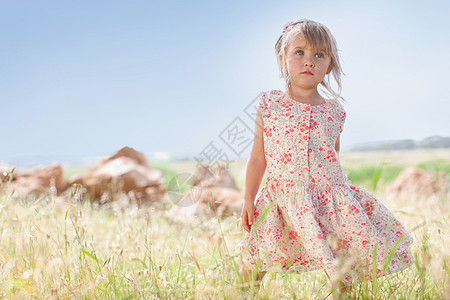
xmin=315 ymin=53 xmax=324 ymax=58
xmin=296 ymin=50 xmax=304 ymax=55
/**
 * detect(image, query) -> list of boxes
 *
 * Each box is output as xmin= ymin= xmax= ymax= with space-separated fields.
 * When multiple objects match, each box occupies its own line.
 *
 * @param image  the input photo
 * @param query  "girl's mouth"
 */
xmin=301 ymin=71 xmax=313 ymax=75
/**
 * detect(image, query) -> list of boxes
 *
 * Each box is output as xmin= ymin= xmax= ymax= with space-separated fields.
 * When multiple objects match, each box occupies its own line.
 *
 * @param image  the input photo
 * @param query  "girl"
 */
xmin=237 ymin=19 xmax=413 ymax=297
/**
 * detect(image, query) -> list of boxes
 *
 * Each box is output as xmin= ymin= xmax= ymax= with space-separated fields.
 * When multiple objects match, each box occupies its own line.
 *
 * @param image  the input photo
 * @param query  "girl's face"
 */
xmin=281 ymin=35 xmax=332 ymax=91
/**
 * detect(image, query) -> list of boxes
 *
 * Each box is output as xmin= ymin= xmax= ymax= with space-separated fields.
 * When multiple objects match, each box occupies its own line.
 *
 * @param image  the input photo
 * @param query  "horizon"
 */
xmin=4 ymin=134 xmax=449 ymax=169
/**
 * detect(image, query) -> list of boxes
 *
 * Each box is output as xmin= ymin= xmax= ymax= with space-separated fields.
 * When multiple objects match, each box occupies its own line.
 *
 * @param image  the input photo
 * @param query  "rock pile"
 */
xmin=1 ymin=147 xmax=166 ymax=204
xmin=1 ymin=148 xmax=245 ymax=219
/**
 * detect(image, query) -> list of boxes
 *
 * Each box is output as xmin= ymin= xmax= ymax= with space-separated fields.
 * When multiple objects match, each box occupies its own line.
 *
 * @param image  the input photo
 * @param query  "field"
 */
xmin=0 ymin=149 xmax=449 ymax=299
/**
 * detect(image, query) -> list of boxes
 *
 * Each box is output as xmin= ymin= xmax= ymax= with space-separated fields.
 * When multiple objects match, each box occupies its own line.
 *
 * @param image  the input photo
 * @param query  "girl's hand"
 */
xmin=241 ymin=201 xmax=255 ymax=233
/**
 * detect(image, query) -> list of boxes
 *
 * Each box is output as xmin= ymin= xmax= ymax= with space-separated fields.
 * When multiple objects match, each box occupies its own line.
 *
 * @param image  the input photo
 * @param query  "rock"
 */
xmin=67 ymin=147 xmax=166 ymax=202
xmin=194 ymin=186 xmax=243 ymax=217
xmin=5 ymin=163 xmax=65 ymax=196
xmin=166 ymin=186 xmax=243 ymax=221
xmin=192 ymin=164 xmax=239 ymax=190
xmin=386 ymin=165 xmax=449 ymax=197
xmin=167 ymin=164 xmax=243 ymax=221
xmin=106 ymin=146 xmax=149 ymax=167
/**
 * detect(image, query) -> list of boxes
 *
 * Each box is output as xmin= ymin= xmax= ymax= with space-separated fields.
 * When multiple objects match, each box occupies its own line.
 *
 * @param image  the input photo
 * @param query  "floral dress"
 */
xmin=237 ymin=90 xmax=413 ymax=286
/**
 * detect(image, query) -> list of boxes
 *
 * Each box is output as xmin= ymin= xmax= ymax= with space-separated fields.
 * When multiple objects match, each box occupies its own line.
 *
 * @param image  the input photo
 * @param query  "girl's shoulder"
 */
xmin=328 ymin=98 xmax=347 ymax=121
xmin=265 ymin=89 xmax=284 ymax=97
xmin=261 ymin=89 xmax=284 ymax=101
xmin=258 ymin=90 xmax=284 ymax=110
xmin=328 ymin=97 xmax=345 ymax=109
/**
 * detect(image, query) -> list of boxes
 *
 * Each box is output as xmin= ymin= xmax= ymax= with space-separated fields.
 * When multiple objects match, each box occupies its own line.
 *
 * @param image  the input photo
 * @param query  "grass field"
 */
xmin=0 ymin=149 xmax=449 ymax=299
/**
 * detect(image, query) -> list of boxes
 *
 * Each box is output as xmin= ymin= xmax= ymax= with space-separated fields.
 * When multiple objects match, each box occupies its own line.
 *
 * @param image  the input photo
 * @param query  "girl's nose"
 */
xmin=304 ymin=61 xmax=314 ymax=67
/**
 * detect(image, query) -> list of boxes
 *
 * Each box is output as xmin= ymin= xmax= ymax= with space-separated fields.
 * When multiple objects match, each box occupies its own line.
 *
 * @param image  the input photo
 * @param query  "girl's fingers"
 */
xmin=242 ymin=211 xmax=250 ymax=232
xmin=248 ymin=208 xmax=254 ymax=225
xmin=241 ymin=205 xmax=255 ymax=233
xmin=246 ymin=210 xmax=254 ymax=233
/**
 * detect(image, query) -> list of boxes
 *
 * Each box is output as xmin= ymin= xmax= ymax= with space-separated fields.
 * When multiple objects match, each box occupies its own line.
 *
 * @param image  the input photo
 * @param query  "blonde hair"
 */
xmin=275 ymin=19 xmax=345 ymax=102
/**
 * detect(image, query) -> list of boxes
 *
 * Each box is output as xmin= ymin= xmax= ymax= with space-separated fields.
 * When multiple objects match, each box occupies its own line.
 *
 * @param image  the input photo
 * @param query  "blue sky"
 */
xmin=1 ymin=0 xmax=449 ymax=166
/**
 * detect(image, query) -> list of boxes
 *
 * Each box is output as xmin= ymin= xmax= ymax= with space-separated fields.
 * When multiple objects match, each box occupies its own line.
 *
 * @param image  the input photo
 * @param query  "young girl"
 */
xmin=237 ymin=19 xmax=414 ymax=296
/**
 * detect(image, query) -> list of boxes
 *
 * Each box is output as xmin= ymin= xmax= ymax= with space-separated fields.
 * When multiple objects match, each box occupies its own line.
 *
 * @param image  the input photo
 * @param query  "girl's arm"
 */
xmin=335 ymin=133 xmax=341 ymax=155
xmin=241 ymin=107 xmax=266 ymax=232
xmin=244 ymin=107 xmax=267 ymax=203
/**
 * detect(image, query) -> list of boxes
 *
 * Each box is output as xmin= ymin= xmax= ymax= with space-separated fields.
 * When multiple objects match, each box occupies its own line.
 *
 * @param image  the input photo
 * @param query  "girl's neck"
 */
xmin=286 ymin=86 xmax=324 ymax=104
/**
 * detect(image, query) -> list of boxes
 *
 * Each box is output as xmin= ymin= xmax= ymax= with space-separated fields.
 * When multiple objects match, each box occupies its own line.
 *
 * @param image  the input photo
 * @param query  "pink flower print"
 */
xmin=289 ymin=230 xmax=299 ymax=240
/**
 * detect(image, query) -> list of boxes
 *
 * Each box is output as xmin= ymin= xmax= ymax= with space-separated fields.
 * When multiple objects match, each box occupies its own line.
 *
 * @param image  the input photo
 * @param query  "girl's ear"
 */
xmin=279 ymin=54 xmax=288 ymax=73
xmin=278 ymin=54 xmax=284 ymax=64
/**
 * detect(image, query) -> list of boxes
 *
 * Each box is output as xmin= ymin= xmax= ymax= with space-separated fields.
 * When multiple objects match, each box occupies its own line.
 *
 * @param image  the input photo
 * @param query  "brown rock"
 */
xmin=192 ymin=164 xmax=239 ymax=190
xmin=67 ymin=147 xmax=166 ymax=202
xmin=386 ymin=165 xmax=449 ymax=197
xmin=6 ymin=163 xmax=65 ymax=196
xmin=167 ymin=186 xmax=243 ymax=221
xmin=194 ymin=186 xmax=243 ymax=217
xmin=107 ymin=146 xmax=149 ymax=167
xmin=167 ymin=164 xmax=243 ymax=220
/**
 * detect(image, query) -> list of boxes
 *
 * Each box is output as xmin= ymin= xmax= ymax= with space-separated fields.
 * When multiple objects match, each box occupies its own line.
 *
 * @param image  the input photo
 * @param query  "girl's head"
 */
xmin=275 ymin=19 xmax=344 ymax=101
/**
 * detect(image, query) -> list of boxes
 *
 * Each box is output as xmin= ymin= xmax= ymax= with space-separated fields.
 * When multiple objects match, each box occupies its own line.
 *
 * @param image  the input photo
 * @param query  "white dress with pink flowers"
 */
xmin=237 ymin=90 xmax=413 ymax=285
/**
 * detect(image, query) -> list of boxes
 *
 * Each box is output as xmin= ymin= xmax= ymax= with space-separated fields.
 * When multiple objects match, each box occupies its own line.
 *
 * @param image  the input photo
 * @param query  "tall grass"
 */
xmin=343 ymin=163 xmax=404 ymax=193
xmin=417 ymin=159 xmax=450 ymax=176
xmin=0 ymin=159 xmax=448 ymax=299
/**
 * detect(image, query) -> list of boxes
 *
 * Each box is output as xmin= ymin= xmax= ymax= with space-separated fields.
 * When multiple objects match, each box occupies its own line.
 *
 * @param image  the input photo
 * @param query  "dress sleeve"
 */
xmin=337 ymin=101 xmax=346 ymax=134
xmin=258 ymin=91 xmax=268 ymax=113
